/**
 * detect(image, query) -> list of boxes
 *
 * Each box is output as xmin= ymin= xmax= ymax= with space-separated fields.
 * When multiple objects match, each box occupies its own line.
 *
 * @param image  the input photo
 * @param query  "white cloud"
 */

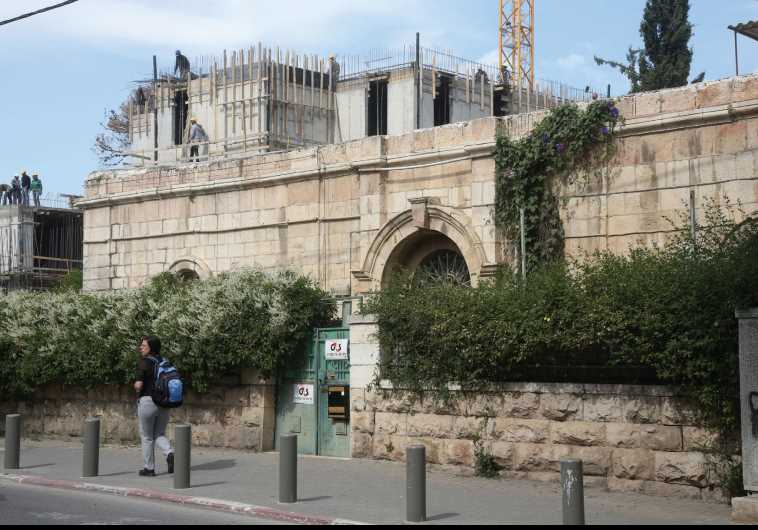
xmin=557 ymin=53 xmax=586 ymax=70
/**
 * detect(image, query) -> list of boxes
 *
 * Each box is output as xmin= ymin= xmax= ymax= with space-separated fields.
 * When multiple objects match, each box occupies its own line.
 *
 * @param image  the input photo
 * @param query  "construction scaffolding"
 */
xmin=0 ymin=200 xmax=83 ymax=293
xmin=125 ymin=42 xmax=595 ymax=167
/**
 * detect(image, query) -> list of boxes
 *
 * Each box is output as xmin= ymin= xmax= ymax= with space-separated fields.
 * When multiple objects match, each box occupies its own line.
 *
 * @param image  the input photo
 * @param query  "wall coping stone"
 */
xmin=735 ymin=308 xmax=758 ymax=319
xmin=378 ymin=381 xmax=680 ymax=398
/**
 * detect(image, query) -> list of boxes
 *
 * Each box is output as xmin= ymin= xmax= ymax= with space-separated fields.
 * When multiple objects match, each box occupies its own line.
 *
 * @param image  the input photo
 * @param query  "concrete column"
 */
xmin=737 ymin=308 xmax=758 ymax=493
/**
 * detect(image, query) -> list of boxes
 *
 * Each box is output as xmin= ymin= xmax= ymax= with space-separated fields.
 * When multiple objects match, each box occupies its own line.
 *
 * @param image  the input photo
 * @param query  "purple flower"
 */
xmin=601 ymin=126 xmax=610 ymax=136
xmin=542 ymin=133 xmax=550 ymax=145
xmin=555 ymin=143 xmax=565 ymax=153
xmin=610 ymin=107 xmax=620 ymax=118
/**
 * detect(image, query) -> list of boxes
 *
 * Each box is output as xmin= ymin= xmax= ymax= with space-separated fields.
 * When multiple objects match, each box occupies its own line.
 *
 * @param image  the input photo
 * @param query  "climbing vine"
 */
xmin=495 ymin=100 xmax=622 ymax=269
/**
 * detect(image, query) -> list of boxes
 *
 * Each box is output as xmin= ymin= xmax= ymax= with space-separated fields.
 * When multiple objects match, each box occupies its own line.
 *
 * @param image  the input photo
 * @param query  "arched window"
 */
xmin=175 ymin=268 xmax=200 ymax=283
xmin=415 ymin=249 xmax=471 ymax=287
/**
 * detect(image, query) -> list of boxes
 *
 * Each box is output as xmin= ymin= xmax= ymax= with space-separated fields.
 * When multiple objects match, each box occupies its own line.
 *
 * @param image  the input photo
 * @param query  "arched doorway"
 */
xmin=382 ymin=231 xmax=471 ymax=287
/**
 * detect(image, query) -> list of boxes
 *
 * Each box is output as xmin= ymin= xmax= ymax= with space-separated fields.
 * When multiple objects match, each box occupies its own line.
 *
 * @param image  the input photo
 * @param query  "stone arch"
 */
xmin=354 ymin=203 xmax=488 ymax=290
xmin=168 ymin=257 xmax=213 ymax=281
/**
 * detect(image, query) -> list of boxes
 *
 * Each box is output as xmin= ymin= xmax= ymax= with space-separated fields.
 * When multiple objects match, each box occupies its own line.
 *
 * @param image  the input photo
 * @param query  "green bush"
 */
xmin=365 ymin=199 xmax=758 ymax=440
xmin=0 ymin=269 xmax=335 ymax=397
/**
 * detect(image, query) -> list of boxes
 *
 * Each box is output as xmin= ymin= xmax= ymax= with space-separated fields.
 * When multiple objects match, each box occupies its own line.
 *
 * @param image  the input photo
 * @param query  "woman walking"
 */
xmin=134 ymin=336 xmax=175 ymax=477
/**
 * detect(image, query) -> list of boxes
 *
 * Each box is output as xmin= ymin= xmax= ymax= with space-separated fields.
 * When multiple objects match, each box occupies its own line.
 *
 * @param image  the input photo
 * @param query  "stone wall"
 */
xmin=0 ymin=378 xmax=276 ymax=452
xmin=349 ymin=383 xmax=725 ymax=503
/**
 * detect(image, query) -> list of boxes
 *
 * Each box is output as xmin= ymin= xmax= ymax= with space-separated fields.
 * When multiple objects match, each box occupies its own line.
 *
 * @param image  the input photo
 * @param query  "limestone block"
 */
xmin=661 ymin=398 xmax=698 ymax=426
xmin=539 ymin=393 xmax=581 ymax=422
xmin=655 ymin=451 xmax=708 ymax=487
xmin=635 ymin=92 xmax=662 ymax=117
xmin=660 ymin=87 xmax=696 ymax=114
xmin=405 ymin=437 xmax=445 ymax=465
xmin=696 ymin=80 xmax=733 ymax=109
xmin=732 ymin=496 xmax=758 ymax=523
xmin=641 ymin=425 xmax=683 ymax=452
xmin=682 ymin=427 xmax=719 ymax=452
xmin=443 ymin=439 xmax=475 ymax=467
xmin=352 ymin=432 xmax=373 ymax=458
xmin=464 ymin=394 xmax=503 ymax=417
xmin=371 ymin=433 xmax=407 ymax=461
xmin=500 ymin=392 xmax=540 ymax=419
xmin=493 ymin=419 xmax=550 ymax=444
xmin=611 ymin=448 xmax=655 ymax=480
xmin=641 ymin=480 xmax=703 ymax=500
xmin=351 ymin=411 xmax=375 ymax=434
xmin=606 ymin=423 xmax=641 ymax=449
xmin=452 ymin=416 xmax=491 ymax=440
xmin=582 ymin=395 xmax=623 ymax=423
xmin=406 ymin=414 xmax=454 ymax=438
xmin=550 ymin=421 xmax=606 ymax=447
xmin=623 ymin=396 xmax=661 ymax=424
xmin=490 ymin=441 xmax=515 ymax=470
xmin=374 ymin=412 xmax=408 ymax=435
xmin=239 ymin=408 xmax=263 ymax=428
xmin=715 ymin=121 xmax=748 ymax=155
xmin=512 ymin=444 xmax=549 ymax=473
xmin=569 ymin=446 xmax=613 ymax=476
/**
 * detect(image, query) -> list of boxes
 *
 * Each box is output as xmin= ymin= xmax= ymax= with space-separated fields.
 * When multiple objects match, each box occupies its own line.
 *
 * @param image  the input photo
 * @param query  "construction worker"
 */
xmin=175 ymin=50 xmax=191 ymax=79
xmin=188 ymin=118 xmax=208 ymax=162
xmin=10 ymin=176 xmax=21 ymax=205
xmin=0 ymin=183 xmax=9 ymax=206
xmin=31 ymin=174 xmax=43 ymax=208
xmin=20 ymin=170 xmax=31 ymax=207
xmin=328 ymin=53 xmax=340 ymax=86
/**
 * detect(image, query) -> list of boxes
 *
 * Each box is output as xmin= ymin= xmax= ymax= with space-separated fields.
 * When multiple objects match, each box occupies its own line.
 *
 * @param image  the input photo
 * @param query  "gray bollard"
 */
xmin=82 ymin=417 xmax=100 ymax=478
xmin=174 ymin=425 xmax=191 ymax=489
xmin=406 ymin=444 xmax=427 ymax=523
xmin=561 ymin=459 xmax=585 ymax=525
xmin=279 ymin=434 xmax=297 ymax=504
xmin=4 ymin=414 xmax=21 ymax=470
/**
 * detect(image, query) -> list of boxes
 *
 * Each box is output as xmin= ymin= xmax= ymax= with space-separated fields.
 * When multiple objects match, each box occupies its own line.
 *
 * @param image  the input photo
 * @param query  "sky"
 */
xmin=0 ymin=0 xmax=756 ymax=196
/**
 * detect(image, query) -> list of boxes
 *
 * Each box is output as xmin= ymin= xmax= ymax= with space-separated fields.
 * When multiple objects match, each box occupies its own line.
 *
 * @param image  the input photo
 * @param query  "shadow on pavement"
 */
xmin=22 ymin=464 xmax=55 ymax=470
xmin=299 ymin=496 xmax=332 ymax=503
xmin=191 ymin=460 xmax=236 ymax=472
xmin=426 ymin=513 xmax=460 ymax=522
xmin=191 ymin=481 xmax=228 ymax=488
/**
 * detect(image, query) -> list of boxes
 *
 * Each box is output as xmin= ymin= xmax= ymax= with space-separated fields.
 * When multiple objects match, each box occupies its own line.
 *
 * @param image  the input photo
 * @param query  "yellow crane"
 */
xmin=499 ymin=0 xmax=535 ymax=89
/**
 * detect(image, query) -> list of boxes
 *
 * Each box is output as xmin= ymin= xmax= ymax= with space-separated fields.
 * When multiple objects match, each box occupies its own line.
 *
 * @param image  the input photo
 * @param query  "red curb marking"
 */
xmin=1 ymin=474 xmax=349 ymax=526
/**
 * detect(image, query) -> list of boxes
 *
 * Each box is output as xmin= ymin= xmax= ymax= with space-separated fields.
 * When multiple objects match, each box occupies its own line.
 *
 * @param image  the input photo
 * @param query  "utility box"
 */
xmin=737 ymin=308 xmax=758 ymax=493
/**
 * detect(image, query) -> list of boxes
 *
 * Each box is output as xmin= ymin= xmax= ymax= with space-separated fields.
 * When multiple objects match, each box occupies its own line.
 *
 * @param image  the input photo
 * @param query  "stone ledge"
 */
xmin=732 ymin=496 xmax=758 ymax=523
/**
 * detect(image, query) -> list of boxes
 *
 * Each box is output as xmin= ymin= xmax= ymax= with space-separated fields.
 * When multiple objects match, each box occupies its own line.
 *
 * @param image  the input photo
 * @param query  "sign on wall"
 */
xmin=293 ymin=384 xmax=314 ymax=405
xmin=325 ymin=339 xmax=349 ymax=360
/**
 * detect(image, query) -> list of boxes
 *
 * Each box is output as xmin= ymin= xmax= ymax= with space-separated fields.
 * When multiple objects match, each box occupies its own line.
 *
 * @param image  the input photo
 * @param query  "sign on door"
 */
xmin=294 ymin=384 xmax=314 ymax=405
xmin=325 ymin=339 xmax=349 ymax=360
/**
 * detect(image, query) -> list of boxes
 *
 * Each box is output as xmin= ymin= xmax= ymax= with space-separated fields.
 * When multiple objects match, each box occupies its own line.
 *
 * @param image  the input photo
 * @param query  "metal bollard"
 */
xmin=561 ymin=459 xmax=585 ymax=525
xmin=406 ymin=444 xmax=427 ymax=523
xmin=279 ymin=434 xmax=297 ymax=504
xmin=174 ymin=425 xmax=191 ymax=489
xmin=4 ymin=414 xmax=21 ymax=470
xmin=82 ymin=417 xmax=100 ymax=477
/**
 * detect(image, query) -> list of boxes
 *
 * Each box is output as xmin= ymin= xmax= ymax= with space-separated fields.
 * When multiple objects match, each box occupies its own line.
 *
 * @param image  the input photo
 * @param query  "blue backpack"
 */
xmin=147 ymin=356 xmax=184 ymax=408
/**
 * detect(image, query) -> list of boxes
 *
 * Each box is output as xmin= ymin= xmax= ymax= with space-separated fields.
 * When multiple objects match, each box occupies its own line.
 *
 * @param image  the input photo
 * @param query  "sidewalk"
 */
xmin=0 ymin=439 xmax=733 ymax=525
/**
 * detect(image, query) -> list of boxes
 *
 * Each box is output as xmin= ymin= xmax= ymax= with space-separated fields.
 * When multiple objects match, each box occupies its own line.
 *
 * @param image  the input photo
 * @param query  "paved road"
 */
xmin=0 ymin=482 xmax=282 ymax=525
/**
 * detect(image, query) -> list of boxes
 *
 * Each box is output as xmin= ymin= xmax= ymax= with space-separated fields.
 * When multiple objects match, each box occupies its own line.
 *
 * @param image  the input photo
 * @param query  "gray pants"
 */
xmin=138 ymin=396 xmax=173 ymax=471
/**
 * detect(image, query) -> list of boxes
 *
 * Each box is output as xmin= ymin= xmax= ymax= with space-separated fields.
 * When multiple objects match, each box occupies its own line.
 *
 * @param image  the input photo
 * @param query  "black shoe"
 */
xmin=167 ymin=453 xmax=174 ymax=474
xmin=138 ymin=468 xmax=156 ymax=477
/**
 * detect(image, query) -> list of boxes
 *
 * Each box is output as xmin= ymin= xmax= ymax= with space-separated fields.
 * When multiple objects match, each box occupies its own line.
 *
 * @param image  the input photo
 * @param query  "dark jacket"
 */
xmin=20 ymin=174 xmax=31 ymax=189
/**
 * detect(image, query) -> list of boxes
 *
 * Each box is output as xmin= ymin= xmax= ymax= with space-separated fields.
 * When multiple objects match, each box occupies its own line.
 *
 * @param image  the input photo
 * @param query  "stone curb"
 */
xmin=0 ymin=473 xmax=369 ymax=526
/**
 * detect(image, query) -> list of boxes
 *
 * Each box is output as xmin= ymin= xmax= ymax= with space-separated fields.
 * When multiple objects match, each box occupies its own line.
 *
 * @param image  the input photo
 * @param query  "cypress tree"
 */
xmin=638 ymin=0 xmax=694 ymax=91
xmin=595 ymin=0 xmax=702 ymax=93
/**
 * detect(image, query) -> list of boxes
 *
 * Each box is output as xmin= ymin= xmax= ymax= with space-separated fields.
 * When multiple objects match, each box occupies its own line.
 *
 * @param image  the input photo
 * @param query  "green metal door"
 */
xmin=316 ymin=328 xmax=351 ymax=458
xmin=275 ymin=337 xmax=318 ymax=455
xmin=275 ymin=328 xmax=350 ymax=457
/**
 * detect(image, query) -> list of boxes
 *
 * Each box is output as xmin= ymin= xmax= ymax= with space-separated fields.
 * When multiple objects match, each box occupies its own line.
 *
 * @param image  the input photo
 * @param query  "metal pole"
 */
xmin=174 ymin=425 xmax=191 ymax=489
xmin=153 ymin=55 xmax=159 ymax=163
xmin=4 ymin=414 xmax=21 ymax=470
xmin=82 ymin=417 xmax=100 ymax=478
xmin=561 ymin=459 xmax=585 ymax=525
xmin=690 ymin=190 xmax=697 ymax=249
xmin=734 ymin=30 xmax=739 ymax=77
xmin=279 ymin=434 xmax=297 ymax=503
xmin=520 ymin=206 xmax=527 ymax=280
xmin=607 ymin=84 xmax=611 ymax=99
xmin=416 ymin=32 xmax=421 ymax=130
xmin=406 ymin=445 xmax=427 ymax=523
